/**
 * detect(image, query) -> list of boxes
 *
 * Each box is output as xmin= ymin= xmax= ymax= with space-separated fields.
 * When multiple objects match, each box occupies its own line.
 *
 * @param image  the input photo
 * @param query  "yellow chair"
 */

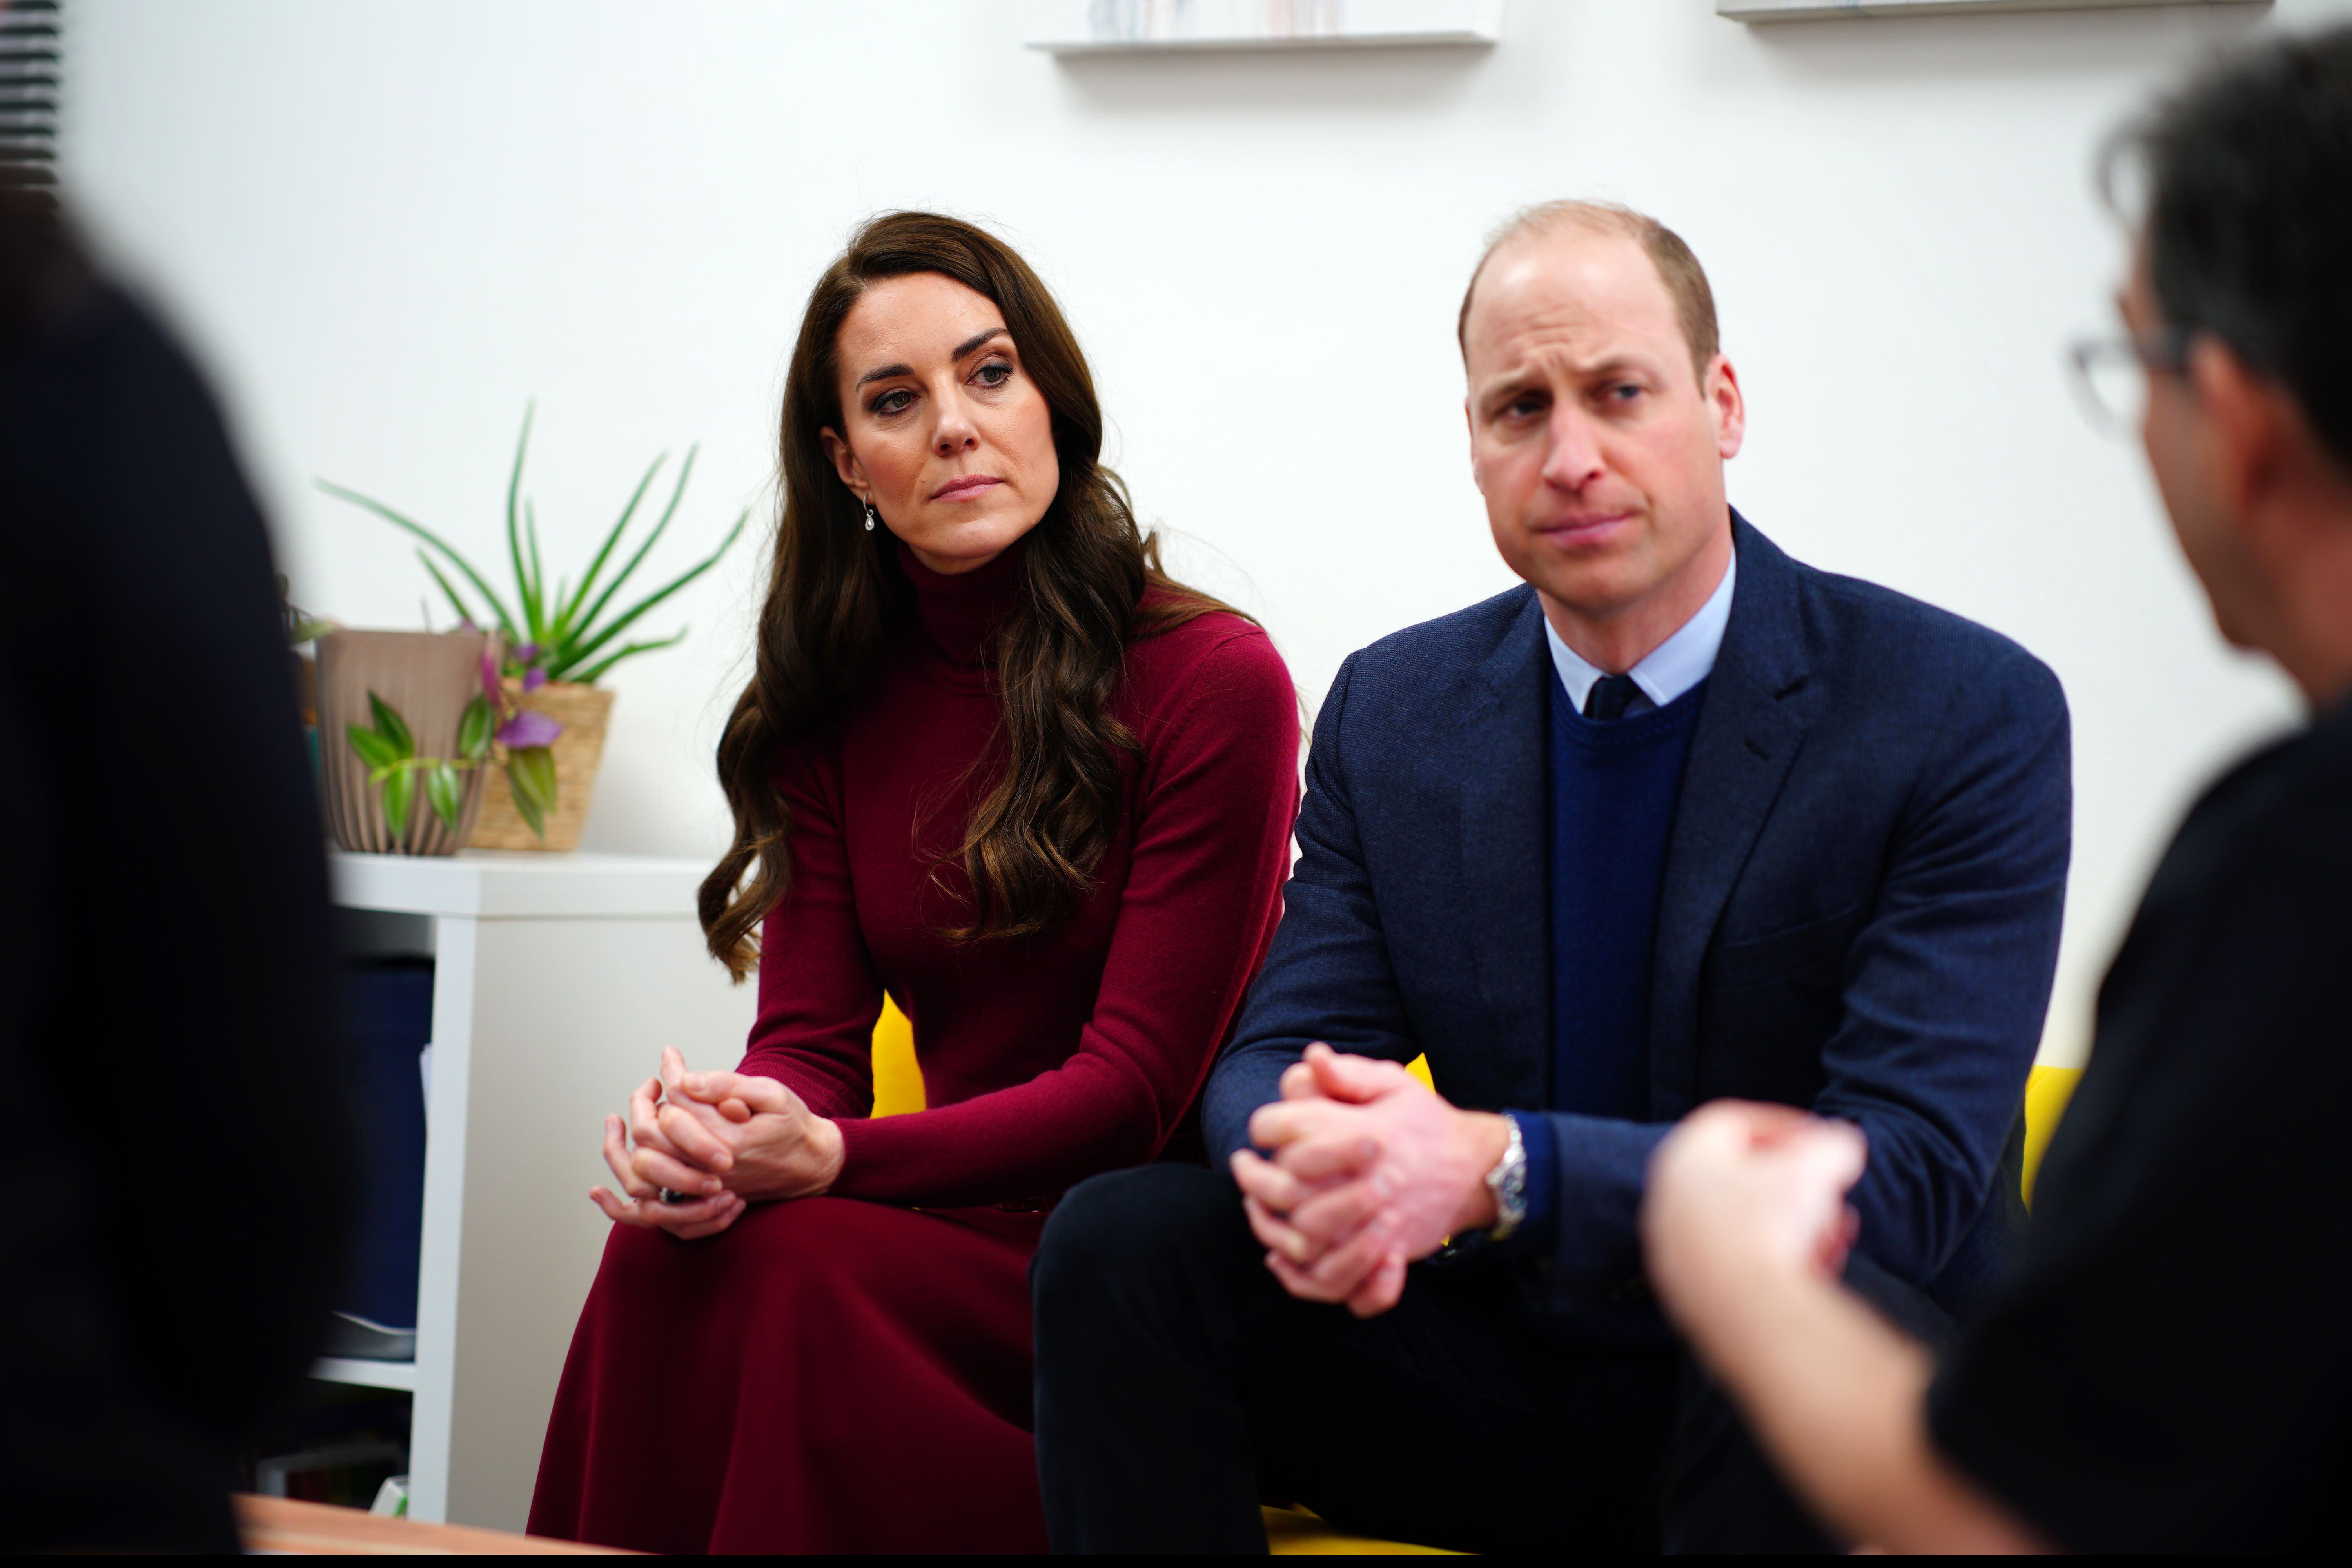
xmin=2022 ymin=1062 xmax=2082 ymax=1206
xmin=871 ymin=995 xmax=925 ymax=1118
xmin=1262 ymin=1506 xmax=1464 ymax=1555
xmin=862 ymin=1024 xmax=2085 ymax=1555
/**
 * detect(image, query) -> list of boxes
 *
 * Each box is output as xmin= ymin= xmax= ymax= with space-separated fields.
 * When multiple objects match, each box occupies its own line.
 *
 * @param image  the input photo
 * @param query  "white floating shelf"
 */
xmin=1031 ymin=0 xmax=1502 ymax=54
xmin=312 ymin=1356 xmax=418 ymax=1392
xmin=1720 ymin=0 xmax=2265 ymax=18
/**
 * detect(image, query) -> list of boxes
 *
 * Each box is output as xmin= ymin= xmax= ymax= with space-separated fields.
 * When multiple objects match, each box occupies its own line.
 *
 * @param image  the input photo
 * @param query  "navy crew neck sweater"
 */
xmin=1511 ymin=670 xmax=1707 ymax=1241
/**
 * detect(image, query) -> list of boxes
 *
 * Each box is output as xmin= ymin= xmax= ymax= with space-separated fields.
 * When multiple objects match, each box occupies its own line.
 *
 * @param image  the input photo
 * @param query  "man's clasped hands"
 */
xmin=1230 ymin=1044 xmax=1516 ymax=1318
xmin=590 ymin=1047 xmax=846 ymax=1239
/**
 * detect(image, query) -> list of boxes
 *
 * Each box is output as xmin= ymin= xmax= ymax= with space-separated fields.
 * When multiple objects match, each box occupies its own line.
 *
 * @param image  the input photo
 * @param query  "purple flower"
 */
xmin=479 ymin=647 xmax=503 ymax=706
xmin=497 ymin=710 xmax=564 ymax=749
xmin=523 ymin=665 xmax=548 ymax=691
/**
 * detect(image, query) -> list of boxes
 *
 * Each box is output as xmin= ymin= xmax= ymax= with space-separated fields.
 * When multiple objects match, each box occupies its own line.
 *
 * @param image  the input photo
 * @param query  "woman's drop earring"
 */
xmin=862 ymin=500 xmax=878 ymax=533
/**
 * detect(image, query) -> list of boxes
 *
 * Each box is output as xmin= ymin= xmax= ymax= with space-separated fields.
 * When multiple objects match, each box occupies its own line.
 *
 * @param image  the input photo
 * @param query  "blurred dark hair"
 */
xmin=2105 ymin=24 xmax=2352 ymax=472
xmin=698 ymin=211 xmax=1239 ymax=978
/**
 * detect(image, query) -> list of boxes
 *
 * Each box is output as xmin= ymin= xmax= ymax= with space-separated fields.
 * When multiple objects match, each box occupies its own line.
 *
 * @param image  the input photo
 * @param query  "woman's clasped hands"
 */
xmin=589 ymin=1046 xmax=847 ymax=1239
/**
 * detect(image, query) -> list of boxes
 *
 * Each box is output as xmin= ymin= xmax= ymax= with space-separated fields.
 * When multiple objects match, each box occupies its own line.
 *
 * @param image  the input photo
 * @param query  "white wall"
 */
xmin=59 ymin=0 xmax=2352 ymax=1067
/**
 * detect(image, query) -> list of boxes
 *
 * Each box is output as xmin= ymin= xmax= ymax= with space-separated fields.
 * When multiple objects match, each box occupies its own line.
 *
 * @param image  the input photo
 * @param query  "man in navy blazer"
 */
xmin=1032 ymin=201 xmax=2070 ymax=1554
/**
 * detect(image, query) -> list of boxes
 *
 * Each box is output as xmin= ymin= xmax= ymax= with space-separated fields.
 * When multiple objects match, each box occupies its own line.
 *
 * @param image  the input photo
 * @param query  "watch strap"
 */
xmin=1484 ymin=1113 xmax=1530 ymax=1241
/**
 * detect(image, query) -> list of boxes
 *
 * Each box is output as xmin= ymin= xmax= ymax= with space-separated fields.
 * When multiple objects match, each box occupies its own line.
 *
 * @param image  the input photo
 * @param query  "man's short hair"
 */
xmin=1456 ymin=201 xmax=1720 ymax=381
xmin=2113 ymin=24 xmax=2352 ymax=472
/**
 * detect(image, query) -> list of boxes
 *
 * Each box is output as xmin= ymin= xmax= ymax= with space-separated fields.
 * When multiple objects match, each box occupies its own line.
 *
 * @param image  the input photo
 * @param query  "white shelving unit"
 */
xmin=321 ymin=851 xmax=755 ymax=1531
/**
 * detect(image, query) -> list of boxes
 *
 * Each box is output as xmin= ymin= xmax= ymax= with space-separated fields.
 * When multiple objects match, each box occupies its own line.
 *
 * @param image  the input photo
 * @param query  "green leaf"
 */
xmin=506 ymin=744 xmax=558 ymax=839
xmin=564 ymin=445 xmax=698 ymax=653
xmin=457 ymin=695 xmax=496 ymax=762
xmin=425 ymin=762 xmax=464 ymax=834
xmin=382 ymin=765 xmax=416 ymax=842
xmin=366 ymin=691 xmax=415 ymax=757
xmin=550 ymin=508 xmax=748 ymax=680
xmin=567 ymin=628 xmax=687 ymax=686
xmin=314 ymin=479 xmax=521 ymax=634
xmin=554 ymin=450 xmax=668 ymax=644
xmin=417 ymin=550 xmax=477 ymax=627
xmin=525 ymin=499 xmax=549 ymax=641
xmin=347 ymin=723 xmax=403 ymax=772
xmin=506 ymin=403 xmax=536 ymax=650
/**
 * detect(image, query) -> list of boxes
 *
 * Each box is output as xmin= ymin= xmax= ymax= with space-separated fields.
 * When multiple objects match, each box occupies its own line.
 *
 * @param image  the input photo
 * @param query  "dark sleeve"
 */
xmin=1926 ymin=773 xmax=2352 ymax=1553
xmin=830 ymin=632 xmax=1299 ymax=1205
xmin=1206 ymin=653 xmax=1421 ymax=1162
xmin=1806 ymin=648 xmax=2071 ymax=1289
xmin=0 ymin=285 xmax=354 ymax=1450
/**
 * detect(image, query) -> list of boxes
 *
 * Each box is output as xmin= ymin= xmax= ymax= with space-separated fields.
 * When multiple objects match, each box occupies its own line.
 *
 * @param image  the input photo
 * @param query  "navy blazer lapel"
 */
xmin=1459 ymin=589 xmax=1552 ymax=1110
xmin=1649 ymin=517 xmax=1811 ymax=1119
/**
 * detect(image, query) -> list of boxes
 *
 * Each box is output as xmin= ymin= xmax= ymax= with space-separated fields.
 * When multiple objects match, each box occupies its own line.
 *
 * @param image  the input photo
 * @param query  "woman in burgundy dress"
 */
xmin=526 ymin=212 xmax=1299 ymax=1554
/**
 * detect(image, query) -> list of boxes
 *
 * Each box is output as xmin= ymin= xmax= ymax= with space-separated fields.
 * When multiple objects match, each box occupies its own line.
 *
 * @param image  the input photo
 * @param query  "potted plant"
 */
xmin=319 ymin=404 xmax=747 ymax=850
xmin=315 ymin=629 xmax=499 ymax=855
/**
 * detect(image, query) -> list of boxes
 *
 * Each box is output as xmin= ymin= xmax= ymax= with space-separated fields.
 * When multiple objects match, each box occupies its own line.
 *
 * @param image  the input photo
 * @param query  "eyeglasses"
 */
xmin=2068 ymin=325 xmax=2194 ymax=434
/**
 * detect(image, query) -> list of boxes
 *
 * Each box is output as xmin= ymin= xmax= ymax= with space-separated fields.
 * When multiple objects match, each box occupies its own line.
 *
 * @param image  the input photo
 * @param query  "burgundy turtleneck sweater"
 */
xmin=737 ymin=540 xmax=1300 ymax=1209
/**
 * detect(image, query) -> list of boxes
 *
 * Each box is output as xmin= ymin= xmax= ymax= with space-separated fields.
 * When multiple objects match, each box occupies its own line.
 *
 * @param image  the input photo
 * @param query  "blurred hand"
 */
xmin=1641 ymin=1099 xmax=1867 ymax=1343
xmin=1230 ymin=1044 xmax=1510 ymax=1319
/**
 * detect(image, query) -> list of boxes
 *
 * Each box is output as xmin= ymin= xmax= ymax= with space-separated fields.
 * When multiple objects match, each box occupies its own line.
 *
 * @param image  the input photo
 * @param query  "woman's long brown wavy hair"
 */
xmin=700 ymin=212 xmax=1240 ymax=979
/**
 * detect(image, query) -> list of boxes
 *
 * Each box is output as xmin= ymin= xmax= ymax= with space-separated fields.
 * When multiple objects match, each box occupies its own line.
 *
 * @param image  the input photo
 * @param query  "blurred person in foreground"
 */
xmin=0 ymin=181 xmax=352 ymax=1548
xmin=1643 ymin=26 xmax=2352 ymax=1554
xmin=1033 ymin=194 xmax=2071 ymax=1550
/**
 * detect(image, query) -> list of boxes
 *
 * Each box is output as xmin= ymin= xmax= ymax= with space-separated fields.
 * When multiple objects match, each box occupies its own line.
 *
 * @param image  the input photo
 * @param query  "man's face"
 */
xmin=1463 ymin=227 xmax=1743 ymax=621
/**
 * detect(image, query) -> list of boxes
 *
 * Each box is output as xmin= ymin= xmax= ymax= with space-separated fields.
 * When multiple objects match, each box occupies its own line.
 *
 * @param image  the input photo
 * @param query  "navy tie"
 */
xmin=1584 ymin=673 xmax=1639 ymax=720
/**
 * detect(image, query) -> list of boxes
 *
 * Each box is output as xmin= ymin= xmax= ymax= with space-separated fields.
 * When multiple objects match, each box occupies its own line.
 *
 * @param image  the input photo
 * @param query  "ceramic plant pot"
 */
xmin=465 ymin=680 xmax=615 ymax=852
xmin=316 ymin=629 xmax=497 ymax=856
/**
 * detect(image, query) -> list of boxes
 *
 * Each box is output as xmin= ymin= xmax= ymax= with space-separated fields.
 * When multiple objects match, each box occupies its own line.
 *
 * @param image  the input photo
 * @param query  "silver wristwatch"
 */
xmin=1483 ymin=1114 xmax=1529 ymax=1241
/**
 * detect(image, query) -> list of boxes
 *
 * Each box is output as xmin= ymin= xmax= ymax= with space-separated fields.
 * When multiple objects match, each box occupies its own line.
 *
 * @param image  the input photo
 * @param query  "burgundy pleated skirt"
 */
xmin=528 ymin=1197 xmax=1051 ymax=1554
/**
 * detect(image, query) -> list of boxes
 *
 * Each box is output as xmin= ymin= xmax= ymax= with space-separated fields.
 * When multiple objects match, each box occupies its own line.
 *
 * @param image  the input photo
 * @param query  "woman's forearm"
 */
xmin=1691 ymin=1268 xmax=2049 ymax=1554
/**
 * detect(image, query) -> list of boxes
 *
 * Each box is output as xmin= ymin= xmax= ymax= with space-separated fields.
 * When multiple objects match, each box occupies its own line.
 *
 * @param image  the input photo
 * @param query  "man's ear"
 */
xmin=1706 ymin=355 xmax=1746 ymax=461
xmin=818 ymin=426 xmax=865 ymax=497
xmin=2188 ymin=338 xmax=2292 ymax=530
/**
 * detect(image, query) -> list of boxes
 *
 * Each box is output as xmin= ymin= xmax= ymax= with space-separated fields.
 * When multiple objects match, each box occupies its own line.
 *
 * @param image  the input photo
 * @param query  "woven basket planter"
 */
xmin=316 ymin=629 xmax=496 ymax=856
xmin=465 ymin=680 xmax=614 ymax=852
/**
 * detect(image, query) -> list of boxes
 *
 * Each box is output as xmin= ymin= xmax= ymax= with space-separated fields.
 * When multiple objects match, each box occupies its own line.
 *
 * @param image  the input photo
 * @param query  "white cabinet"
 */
xmin=317 ymin=851 xmax=755 ymax=1530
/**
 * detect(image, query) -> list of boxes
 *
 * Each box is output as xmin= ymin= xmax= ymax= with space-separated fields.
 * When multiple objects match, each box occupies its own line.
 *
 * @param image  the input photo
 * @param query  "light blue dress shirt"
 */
xmin=1541 ymin=541 xmax=1737 ymax=717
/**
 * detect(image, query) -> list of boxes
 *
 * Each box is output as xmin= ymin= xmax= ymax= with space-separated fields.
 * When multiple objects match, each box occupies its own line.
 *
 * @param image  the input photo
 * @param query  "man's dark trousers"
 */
xmin=1032 ymin=517 xmax=2069 ymax=1553
xmin=1035 ymin=1165 xmax=1685 ymax=1554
